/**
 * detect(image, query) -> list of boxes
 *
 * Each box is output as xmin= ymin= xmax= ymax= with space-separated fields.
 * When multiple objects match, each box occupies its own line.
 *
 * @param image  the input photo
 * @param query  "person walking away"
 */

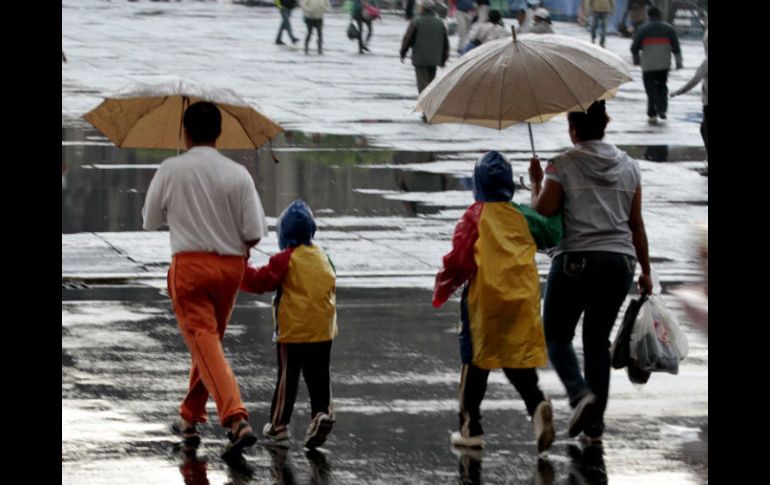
xmin=528 ymin=100 xmax=653 ymax=444
xmin=670 ymin=29 xmax=707 ymax=159
xmin=276 ymin=0 xmax=300 ymax=45
xmin=351 ymin=0 xmax=375 ymax=53
xmin=454 ymin=0 xmax=475 ymax=54
xmin=467 ymin=9 xmax=508 ymax=48
xmin=301 ymin=0 xmax=331 ymax=54
xmin=587 ymin=0 xmax=614 ymax=47
xmin=434 ymin=151 xmax=558 ymax=453
xmin=241 ymin=200 xmax=338 ymax=450
xmin=530 ymin=7 xmax=554 ymax=34
xmin=631 ymin=6 xmax=683 ymax=124
xmin=142 ymin=101 xmax=268 ymax=460
xmin=400 ymin=0 xmax=450 ymax=102
xmin=405 ymin=0 xmax=416 ymax=20
xmin=624 ymin=0 xmax=651 ymax=36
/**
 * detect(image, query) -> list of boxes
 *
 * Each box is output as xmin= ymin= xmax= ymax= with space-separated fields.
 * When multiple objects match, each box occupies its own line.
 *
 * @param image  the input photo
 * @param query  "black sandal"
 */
xmin=170 ymin=420 xmax=201 ymax=447
xmin=221 ymin=421 xmax=257 ymax=461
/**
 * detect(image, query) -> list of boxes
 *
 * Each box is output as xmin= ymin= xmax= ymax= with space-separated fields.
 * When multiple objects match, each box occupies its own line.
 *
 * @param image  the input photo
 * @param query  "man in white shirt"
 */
xmin=143 ymin=101 xmax=268 ymax=460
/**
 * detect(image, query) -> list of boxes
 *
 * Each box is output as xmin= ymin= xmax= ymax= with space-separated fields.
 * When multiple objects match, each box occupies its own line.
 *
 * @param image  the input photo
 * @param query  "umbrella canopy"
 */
xmin=415 ymin=33 xmax=632 ymax=130
xmin=83 ymin=78 xmax=283 ymax=151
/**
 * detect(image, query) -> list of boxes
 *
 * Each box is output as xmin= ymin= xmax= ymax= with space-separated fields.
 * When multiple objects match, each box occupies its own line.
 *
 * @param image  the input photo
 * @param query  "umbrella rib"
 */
xmin=219 ymin=104 xmax=264 ymax=148
xmin=498 ymin=57 xmax=506 ymax=131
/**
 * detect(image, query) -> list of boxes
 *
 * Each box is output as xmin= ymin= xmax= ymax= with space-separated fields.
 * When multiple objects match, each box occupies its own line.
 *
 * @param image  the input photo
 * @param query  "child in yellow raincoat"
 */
xmin=241 ymin=199 xmax=338 ymax=450
xmin=433 ymin=151 xmax=561 ymax=452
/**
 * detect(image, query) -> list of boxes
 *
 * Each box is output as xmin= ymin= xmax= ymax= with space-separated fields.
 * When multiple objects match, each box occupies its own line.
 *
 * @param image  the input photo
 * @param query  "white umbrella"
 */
xmin=415 ymin=31 xmax=632 ymax=154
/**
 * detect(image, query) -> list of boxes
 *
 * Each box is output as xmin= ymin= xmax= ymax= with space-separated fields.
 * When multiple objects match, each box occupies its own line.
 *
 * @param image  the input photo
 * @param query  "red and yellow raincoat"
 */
xmin=433 ymin=152 xmax=562 ymax=369
xmin=241 ymin=200 xmax=337 ymax=343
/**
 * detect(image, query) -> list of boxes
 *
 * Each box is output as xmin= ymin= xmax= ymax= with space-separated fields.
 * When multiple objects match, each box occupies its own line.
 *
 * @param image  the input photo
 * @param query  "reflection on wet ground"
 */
xmin=62 ymin=126 xmax=459 ymax=233
xmin=62 ymin=126 xmax=706 ymax=234
xmin=62 ymin=285 xmax=707 ymax=484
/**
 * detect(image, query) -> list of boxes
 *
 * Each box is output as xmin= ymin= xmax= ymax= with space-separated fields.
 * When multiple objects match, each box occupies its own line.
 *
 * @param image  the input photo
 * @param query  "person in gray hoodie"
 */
xmin=630 ymin=6 xmax=682 ymax=124
xmin=527 ymin=101 xmax=653 ymax=444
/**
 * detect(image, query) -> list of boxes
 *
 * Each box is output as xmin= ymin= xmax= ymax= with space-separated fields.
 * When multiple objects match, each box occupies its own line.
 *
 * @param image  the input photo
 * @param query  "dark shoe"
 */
xmin=568 ymin=392 xmax=597 ymax=438
xmin=659 ymin=112 xmax=667 ymax=120
xmin=275 ymin=39 xmax=286 ymax=45
xmin=291 ymin=37 xmax=299 ymax=45
xmin=221 ymin=421 xmax=257 ymax=460
xmin=304 ymin=413 xmax=335 ymax=449
xmin=170 ymin=420 xmax=201 ymax=448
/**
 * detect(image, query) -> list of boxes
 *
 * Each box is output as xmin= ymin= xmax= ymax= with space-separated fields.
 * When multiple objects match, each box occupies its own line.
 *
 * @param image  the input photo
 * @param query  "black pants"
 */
xmin=304 ymin=17 xmax=323 ymax=52
xmin=353 ymin=13 xmax=372 ymax=52
xmin=458 ymin=363 xmax=545 ymax=437
xmin=544 ymin=251 xmax=635 ymax=438
xmin=642 ymin=70 xmax=669 ymax=117
xmin=270 ymin=341 xmax=333 ymax=428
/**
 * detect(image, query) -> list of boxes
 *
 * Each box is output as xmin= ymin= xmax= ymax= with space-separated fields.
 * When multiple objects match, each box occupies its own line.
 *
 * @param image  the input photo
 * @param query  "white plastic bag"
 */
xmin=629 ymin=295 xmax=689 ymax=374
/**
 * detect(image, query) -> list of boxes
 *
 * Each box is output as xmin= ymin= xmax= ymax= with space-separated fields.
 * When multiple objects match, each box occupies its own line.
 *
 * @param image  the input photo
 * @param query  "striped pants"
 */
xmin=270 ymin=341 xmax=333 ymax=429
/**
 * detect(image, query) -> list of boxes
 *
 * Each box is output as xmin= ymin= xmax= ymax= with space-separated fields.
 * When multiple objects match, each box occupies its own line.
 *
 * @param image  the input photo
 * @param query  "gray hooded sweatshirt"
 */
xmin=545 ymin=140 xmax=641 ymax=257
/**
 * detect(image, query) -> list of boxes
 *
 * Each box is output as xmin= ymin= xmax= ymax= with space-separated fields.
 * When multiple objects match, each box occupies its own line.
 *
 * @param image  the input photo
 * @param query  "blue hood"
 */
xmin=473 ymin=151 xmax=515 ymax=202
xmin=277 ymin=199 xmax=317 ymax=250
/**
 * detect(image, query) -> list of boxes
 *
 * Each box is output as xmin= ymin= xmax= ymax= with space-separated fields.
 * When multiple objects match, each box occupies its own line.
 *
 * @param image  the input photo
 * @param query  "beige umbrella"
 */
xmin=83 ymin=78 xmax=284 ymax=155
xmin=415 ymin=31 xmax=632 ymax=155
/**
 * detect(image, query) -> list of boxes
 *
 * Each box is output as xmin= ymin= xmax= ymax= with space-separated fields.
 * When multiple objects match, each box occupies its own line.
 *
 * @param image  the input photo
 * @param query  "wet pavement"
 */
xmin=63 ymin=2 xmax=707 ymax=483
xmin=63 ymin=285 xmax=707 ymax=484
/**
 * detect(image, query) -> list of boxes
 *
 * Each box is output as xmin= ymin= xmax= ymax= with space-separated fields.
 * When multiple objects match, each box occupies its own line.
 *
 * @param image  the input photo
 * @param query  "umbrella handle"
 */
xmin=528 ymin=123 xmax=537 ymax=158
xmin=269 ymin=137 xmax=280 ymax=164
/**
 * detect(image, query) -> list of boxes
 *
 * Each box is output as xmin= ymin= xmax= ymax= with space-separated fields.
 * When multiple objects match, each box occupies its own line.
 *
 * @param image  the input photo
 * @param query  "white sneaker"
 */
xmin=533 ymin=398 xmax=555 ymax=453
xmin=262 ymin=422 xmax=290 ymax=446
xmin=304 ymin=413 xmax=335 ymax=449
xmin=568 ymin=392 xmax=597 ymax=438
xmin=450 ymin=430 xmax=485 ymax=449
xmin=647 ymin=116 xmax=658 ymax=124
